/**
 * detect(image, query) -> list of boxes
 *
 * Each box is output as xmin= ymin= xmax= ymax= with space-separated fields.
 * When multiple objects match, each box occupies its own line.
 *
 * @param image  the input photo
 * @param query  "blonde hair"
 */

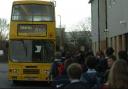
xmin=108 ymin=60 xmax=128 ymax=89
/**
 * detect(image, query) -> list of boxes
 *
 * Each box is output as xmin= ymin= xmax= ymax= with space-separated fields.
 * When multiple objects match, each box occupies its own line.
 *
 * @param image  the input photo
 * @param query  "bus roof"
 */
xmin=13 ymin=0 xmax=54 ymax=5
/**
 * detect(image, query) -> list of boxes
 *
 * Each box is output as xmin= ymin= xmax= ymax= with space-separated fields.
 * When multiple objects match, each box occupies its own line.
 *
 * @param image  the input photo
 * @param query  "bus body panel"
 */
xmin=8 ymin=62 xmax=52 ymax=81
xmin=13 ymin=0 xmax=54 ymax=6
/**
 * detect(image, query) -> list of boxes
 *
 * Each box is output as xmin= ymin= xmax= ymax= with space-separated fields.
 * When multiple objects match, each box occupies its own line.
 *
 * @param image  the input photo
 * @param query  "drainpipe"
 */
xmin=105 ymin=0 xmax=108 ymax=48
xmin=98 ymin=0 xmax=100 ymax=51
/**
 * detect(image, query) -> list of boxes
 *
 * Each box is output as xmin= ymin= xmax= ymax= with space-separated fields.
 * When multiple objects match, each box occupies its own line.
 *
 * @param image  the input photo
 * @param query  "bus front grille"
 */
xmin=23 ymin=69 xmax=40 ymax=74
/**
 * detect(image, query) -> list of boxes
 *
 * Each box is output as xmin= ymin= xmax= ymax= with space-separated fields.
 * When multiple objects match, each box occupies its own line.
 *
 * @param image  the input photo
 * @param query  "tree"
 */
xmin=0 ymin=18 xmax=9 ymax=41
xmin=78 ymin=17 xmax=91 ymax=31
xmin=65 ymin=17 xmax=92 ymax=51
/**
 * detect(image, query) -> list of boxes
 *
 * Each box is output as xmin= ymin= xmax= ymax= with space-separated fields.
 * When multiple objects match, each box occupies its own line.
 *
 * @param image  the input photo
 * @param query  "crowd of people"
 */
xmin=49 ymin=47 xmax=128 ymax=89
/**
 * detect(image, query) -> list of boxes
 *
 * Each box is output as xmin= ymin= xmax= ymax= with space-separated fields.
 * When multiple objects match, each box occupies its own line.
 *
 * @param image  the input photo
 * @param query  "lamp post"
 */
xmin=58 ymin=15 xmax=61 ymax=29
xmin=58 ymin=15 xmax=63 ymax=49
xmin=105 ymin=0 xmax=108 ymax=49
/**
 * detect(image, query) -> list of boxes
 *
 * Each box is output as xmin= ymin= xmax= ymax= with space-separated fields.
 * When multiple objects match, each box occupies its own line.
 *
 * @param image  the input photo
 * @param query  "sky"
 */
xmin=0 ymin=0 xmax=91 ymax=31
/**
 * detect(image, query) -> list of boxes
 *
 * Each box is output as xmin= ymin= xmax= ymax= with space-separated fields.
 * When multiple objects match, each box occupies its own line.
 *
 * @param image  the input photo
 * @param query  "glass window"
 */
xmin=12 ymin=4 xmax=54 ymax=21
xmin=112 ymin=0 xmax=116 ymax=4
xmin=108 ymin=0 xmax=112 ymax=8
xmin=10 ymin=40 xmax=32 ymax=62
xmin=10 ymin=40 xmax=55 ymax=63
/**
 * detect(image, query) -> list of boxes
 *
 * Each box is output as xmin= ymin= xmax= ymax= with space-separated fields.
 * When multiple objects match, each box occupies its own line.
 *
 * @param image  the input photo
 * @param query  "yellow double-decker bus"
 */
xmin=8 ymin=0 xmax=56 ymax=83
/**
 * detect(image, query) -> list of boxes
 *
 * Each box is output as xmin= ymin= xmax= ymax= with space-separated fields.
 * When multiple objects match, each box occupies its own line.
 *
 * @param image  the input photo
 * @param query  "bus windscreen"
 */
xmin=11 ymin=4 xmax=54 ymax=21
xmin=10 ymin=40 xmax=54 ymax=63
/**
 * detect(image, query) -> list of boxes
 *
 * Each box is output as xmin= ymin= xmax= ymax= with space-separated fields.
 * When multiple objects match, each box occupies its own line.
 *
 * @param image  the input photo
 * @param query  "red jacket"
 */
xmin=101 ymin=83 xmax=109 ymax=89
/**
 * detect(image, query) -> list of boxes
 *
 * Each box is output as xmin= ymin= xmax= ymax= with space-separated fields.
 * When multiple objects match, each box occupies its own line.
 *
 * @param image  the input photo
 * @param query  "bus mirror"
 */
xmin=54 ymin=1 xmax=56 ymax=7
xmin=50 ymin=0 xmax=56 ymax=7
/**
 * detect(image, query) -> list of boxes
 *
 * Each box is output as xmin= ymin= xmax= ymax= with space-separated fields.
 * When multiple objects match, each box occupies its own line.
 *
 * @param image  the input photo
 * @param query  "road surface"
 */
xmin=0 ymin=63 xmax=52 ymax=89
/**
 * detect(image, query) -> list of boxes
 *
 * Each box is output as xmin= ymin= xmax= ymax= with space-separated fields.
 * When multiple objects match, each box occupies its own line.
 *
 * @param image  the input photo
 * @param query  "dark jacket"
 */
xmin=64 ymin=81 xmax=89 ymax=89
xmin=80 ymin=69 xmax=101 ymax=89
xmin=52 ymin=71 xmax=70 ymax=89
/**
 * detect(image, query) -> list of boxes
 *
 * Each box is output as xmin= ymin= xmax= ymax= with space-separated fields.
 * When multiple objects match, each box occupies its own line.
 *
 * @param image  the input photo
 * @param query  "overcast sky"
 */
xmin=0 ymin=0 xmax=91 ymax=31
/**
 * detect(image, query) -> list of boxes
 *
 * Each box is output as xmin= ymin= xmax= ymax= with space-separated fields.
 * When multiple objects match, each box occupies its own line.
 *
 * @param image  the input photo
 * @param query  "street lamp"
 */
xmin=58 ymin=15 xmax=61 ymax=29
xmin=58 ymin=15 xmax=63 ymax=49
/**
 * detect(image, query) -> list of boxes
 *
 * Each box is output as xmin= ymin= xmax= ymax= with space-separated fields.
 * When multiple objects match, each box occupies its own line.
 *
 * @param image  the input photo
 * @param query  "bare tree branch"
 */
xmin=66 ymin=17 xmax=92 ymax=49
xmin=0 ymin=19 xmax=9 ymax=40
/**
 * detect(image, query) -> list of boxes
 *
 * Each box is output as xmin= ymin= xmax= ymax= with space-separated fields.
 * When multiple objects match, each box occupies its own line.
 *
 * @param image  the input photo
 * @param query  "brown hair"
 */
xmin=108 ymin=55 xmax=116 ymax=61
xmin=96 ymin=50 xmax=105 ymax=58
xmin=86 ymin=56 xmax=97 ymax=69
xmin=108 ymin=60 xmax=128 ymax=89
xmin=67 ymin=63 xmax=82 ymax=79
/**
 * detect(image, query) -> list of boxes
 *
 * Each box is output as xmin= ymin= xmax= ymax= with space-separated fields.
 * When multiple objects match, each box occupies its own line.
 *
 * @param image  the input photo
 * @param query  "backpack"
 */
xmin=50 ymin=61 xmax=64 ymax=80
xmin=57 ymin=62 xmax=64 ymax=76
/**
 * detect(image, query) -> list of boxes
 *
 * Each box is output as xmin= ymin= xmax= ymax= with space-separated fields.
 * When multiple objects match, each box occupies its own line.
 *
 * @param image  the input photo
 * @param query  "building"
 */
xmin=56 ymin=27 xmax=65 ymax=50
xmin=89 ymin=0 xmax=128 ymax=55
xmin=89 ymin=0 xmax=107 ymax=54
xmin=107 ymin=0 xmax=128 ymax=56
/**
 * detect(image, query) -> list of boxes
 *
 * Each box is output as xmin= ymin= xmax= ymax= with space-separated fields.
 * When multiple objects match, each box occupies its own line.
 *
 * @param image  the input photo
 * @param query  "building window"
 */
xmin=108 ymin=0 xmax=116 ymax=8
xmin=112 ymin=0 xmax=116 ymax=5
xmin=108 ymin=0 xmax=112 ymax=8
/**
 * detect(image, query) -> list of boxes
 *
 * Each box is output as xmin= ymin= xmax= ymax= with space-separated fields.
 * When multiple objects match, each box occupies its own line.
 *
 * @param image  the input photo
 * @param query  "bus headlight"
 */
xmin=12 ymin=69 xmax=19 ymax=73
xmin=44 ymin=70 xmax=50 ymax=74
xmin=13 ymin=69 xmax=17 ymax=73
xmin=9 ymin=69 xmax=19 ymax=73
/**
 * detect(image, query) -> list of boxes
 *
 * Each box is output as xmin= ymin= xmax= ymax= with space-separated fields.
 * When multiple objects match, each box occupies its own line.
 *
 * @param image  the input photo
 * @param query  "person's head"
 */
xmin=85 ymin=50 xmax=94 ymax=58
xmin=67 ymin=63 xmax=82 ymax=80
xmin=65 ymin=51 xmax=72 ymax=59
xmin=86 ymin=56 xmax=97 ymax=69
xmin=107 ymin=55 xmax=116 ymax=68
xmin=118 ymin=50 xmax=128 ymax=62
xmin=108 ymin=60 xmax=128 ymax=89
xmin=55 ymin=52 xmax=61 ymax=59
xmin=64 ymin=58 xmax=73 ymax=70
xmin=96 ymin=50 xmax=105 ymax=59
xmin=105 ymin=47 xmax=114 ymax=57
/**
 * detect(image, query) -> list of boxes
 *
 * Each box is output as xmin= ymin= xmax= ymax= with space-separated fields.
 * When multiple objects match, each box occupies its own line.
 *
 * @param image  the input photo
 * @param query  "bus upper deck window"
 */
xmin=12 ymin=4 xmax=54 ymax=21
